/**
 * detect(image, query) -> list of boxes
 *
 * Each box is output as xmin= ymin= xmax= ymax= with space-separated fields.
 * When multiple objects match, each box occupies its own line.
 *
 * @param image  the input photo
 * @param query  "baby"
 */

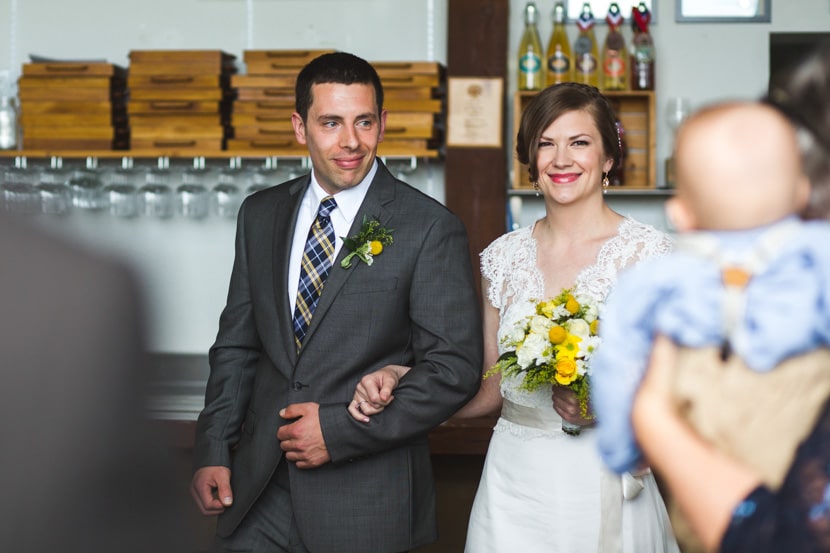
xmin=593 ymin=100 xmax=830 ymax=490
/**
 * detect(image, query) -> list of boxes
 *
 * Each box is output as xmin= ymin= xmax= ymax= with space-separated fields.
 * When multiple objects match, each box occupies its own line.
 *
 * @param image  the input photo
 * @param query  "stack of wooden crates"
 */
xmin=127 ymin=50 xmax=236 ymax=153
xmin=17 ymin=61 xmax=128 ymax=150
xmin=227 ymin=50 xmax=446 ymax=158
xmin=227 ymin=49 xmax=334 ymax=153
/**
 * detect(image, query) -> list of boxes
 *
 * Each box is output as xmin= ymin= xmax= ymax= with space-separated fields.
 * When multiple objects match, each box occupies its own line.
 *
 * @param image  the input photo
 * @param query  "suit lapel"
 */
xmin=274 ymin=177 xmax=309 ymax=364
xmin=298 ymin=163 xmax=396 ymax=354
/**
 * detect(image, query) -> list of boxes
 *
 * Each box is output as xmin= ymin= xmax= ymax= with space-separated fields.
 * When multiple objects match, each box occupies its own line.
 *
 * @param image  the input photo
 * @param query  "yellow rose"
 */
xmin=554 ymin=358 xmax=578 ymax=385
xmin=369 ymin=240 xmax=383 ymax=255
xmin=548 ymin=325 xmax=567 ymax=344
xmin=589 ymin=319 xmax=599 ymax=335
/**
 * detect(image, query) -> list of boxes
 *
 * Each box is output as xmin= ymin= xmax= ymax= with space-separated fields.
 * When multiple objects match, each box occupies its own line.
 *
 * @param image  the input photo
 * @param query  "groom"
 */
xmin=190 ymin=52 xmax=483 ymax=553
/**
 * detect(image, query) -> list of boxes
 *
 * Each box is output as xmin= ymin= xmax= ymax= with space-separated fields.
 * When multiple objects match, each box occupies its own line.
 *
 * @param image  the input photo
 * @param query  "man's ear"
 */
xmin=665 ymin=197 xmax=696 ymax=232
xmin=291 ymin=112 xmax=307 ymax=145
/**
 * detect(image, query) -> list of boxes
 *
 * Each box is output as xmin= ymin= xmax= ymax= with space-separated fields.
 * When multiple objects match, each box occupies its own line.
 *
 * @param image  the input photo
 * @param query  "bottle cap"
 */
xmin=525 ymin=2 xmax=539 ymax=24
xmin=606 ymin=3 xmax=624 ymax=28
xmin=577 ymin=3 xmax=595 ymax=31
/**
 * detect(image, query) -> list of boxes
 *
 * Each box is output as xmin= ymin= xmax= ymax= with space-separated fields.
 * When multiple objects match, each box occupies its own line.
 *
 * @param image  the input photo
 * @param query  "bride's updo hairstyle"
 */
xmin=764 ymin=41 xmax=830 ymax=220
xmin=516 ymin=82 xmax=621 ymax=185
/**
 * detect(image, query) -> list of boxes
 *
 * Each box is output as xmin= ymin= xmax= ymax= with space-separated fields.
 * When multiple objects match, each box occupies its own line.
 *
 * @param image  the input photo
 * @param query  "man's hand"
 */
xmin=190 ymin=466 xmax=233 ymax=515
xmin=278 ymin=402 xmax=331 ymax=469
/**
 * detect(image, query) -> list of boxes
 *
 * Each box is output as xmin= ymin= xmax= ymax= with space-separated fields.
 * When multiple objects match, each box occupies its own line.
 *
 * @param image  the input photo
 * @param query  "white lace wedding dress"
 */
xmin=464 ymin=218 xmax=679 ymax=553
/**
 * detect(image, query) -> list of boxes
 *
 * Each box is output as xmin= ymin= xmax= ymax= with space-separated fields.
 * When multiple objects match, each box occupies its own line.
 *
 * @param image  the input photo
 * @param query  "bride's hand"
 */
xmin=347 ymin=365 xmax=412 ymax=423
xmin=551 ymin=385 xmax=594 ymax=427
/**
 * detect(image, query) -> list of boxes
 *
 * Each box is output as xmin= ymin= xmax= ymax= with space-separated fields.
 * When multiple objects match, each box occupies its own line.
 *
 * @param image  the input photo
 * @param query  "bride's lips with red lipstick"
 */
xmin=548 ymin=172 xmax=580 ymax=184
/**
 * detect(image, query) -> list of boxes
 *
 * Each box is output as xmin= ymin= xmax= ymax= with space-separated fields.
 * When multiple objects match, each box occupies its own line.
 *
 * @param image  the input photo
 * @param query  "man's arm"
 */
xmin=319 ymin=211 xmax=483 ymax=463
xmin=193 ymin=201 xmax=261 ymax=471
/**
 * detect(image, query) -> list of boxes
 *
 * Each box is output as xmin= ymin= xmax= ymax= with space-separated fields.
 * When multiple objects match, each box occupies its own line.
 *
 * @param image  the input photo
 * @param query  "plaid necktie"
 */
xmin=293 ymin=196 xmax=337 ymax=349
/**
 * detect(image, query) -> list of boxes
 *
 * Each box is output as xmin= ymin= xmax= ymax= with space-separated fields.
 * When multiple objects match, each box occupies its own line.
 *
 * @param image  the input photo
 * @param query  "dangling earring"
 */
xmin=533 ymin=180 xmax=540 ymax=197
xmin=602 ymin=173 xmax=610 ymax=194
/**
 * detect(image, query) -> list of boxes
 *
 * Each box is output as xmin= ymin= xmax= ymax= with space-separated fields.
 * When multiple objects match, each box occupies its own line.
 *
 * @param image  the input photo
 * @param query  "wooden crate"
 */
xmin=244 ymin=49 xmax=336 ymax=75
xmin=126 ymin=50 xmax=236 ymax=152
xmin=18 ymin=63 xmax=128 ymax=151
xmin=511 ymin=90 xmax=656 ymax=190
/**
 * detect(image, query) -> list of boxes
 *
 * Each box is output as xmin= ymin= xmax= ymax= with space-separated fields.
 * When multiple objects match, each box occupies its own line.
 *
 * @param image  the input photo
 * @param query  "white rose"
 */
xmin=517 ymin=332 xmax=547 ymax=369
xmin=567 ymin=319 xmax=590 ymax=341
xmin=529 ymin=314 xmax=552 ymax=335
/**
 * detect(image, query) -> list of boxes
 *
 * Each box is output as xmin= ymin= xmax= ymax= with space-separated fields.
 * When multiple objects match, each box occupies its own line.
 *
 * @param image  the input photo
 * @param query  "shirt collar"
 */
xmin=308 ymin=159 xmax=377 ymax=221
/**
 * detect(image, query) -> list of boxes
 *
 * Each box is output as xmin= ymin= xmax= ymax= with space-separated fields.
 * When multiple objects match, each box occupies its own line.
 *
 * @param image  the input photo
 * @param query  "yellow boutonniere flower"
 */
xmin=341 ymin=216 xmax=394 ymax=269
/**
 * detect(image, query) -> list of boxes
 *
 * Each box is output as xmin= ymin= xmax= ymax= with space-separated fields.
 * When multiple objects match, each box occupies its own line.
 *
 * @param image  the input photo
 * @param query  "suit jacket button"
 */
xmin=292 ymin=381 xmax=307 ymax=391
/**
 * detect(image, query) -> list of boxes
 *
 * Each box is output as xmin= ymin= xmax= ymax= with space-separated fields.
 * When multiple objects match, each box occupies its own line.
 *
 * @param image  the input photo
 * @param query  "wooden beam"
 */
xmin=445 ymin=0 xmax=509 ymax=295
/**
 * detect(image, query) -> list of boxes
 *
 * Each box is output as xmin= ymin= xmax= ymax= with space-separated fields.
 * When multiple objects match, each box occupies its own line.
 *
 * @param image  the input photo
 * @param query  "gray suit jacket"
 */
xmin=193 ymin=161 xmax=483 ymax=552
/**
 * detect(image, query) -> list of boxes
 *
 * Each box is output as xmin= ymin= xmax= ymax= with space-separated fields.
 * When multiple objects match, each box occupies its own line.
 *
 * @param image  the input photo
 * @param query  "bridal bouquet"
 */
xmin=487 ymin=288 xmax=601 ymax=435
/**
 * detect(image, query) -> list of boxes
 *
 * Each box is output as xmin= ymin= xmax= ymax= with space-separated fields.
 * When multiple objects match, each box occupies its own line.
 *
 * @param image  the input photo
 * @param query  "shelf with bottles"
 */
xmin=510 ymin=89 xmax=656 ymax=190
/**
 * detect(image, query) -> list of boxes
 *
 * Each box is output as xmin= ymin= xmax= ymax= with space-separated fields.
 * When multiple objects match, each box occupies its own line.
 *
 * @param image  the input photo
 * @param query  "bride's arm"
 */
xmin=451 ymin=278 xmax=503 ymax=420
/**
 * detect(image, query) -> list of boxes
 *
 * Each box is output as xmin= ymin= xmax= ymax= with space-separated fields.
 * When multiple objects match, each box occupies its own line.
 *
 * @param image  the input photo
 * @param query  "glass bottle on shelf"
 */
xmin=573 ymin=2 xmax=599 ymax=87
xmin=0 ymin=70 xmax=18 ymax=151
xmin=0 ymin=96 xmax=18 ymax=150
xmin=518 ymin=1 xmax=545 ymax=91
xmin=630 ymin=2 xmax=655 ymax=91
xmin=545 ymin=2 xmax=573 ymax=86
xmin=602 ymin=2 xmax=628 ymax=91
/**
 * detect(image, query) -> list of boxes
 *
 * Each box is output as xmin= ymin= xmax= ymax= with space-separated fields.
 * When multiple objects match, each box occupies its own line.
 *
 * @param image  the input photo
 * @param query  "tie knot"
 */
xmin=318 ymin=196 xmax=337 ymax=219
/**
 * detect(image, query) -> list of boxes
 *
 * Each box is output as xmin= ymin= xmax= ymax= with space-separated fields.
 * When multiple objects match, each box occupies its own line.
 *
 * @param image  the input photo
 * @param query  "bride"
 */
xmin=349 ymin=82 xmax=679 ymax=553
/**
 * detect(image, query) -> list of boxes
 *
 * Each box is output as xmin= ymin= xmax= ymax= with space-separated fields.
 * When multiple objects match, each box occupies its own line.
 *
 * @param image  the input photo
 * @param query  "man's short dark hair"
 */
xmin=295 ymin=52 xmax=384 ymax=121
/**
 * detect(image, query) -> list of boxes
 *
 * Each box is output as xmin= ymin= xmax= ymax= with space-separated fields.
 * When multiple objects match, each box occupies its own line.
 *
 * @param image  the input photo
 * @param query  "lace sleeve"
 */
xmin=480 ymin=235 xmax=508 ymax=310
xmin=479 ymin=227 xmax=539 ymax=312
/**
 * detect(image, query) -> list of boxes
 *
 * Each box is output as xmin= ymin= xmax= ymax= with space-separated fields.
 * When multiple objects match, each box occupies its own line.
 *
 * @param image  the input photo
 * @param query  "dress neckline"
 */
xmin=527 ymin=217 xmax=633 ymax=298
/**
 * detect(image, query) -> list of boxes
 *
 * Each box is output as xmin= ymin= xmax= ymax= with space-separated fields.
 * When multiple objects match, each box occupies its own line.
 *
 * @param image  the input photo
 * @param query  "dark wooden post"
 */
xmin=445 ymin=0 xmax=510 ymax=295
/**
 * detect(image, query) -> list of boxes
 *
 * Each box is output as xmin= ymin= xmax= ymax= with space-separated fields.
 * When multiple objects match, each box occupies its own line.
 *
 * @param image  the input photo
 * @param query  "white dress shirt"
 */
xmin=287 ymin=160 xmax=377 ymax=313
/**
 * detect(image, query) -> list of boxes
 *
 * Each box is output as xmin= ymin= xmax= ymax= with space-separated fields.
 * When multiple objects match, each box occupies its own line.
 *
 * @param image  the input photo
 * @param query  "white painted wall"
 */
xmin=2 ymin=0 xmax=827 ymax=353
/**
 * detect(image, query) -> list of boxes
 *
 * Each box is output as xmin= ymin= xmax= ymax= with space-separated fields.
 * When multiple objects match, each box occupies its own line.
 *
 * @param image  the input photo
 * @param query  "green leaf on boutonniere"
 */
xmin=340 ymin=216 xmax=394 ymax=268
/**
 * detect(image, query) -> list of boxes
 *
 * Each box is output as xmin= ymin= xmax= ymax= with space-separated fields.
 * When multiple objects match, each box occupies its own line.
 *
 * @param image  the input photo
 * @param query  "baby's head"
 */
xmin=667 ymin=101 xmax=810 ymax=232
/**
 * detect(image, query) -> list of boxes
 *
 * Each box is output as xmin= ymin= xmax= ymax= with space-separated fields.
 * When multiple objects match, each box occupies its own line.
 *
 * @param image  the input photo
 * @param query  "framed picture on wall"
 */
xmin=676 ymin=0 xmax=771 ymax=22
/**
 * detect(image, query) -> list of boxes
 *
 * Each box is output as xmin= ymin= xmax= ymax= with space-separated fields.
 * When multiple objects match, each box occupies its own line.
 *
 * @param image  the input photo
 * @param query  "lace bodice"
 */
xmin=480 ymin=217 xmax=672 ymax=432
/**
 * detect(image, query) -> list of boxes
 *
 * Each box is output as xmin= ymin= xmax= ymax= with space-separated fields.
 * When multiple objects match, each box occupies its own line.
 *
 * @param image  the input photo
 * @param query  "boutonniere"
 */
xmin=340 ymin=216 xmax=394 ymax=268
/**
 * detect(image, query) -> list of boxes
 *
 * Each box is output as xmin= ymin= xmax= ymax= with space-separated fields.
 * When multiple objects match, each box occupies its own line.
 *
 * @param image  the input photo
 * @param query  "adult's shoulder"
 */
xmin=481 ymin=225 xmax=531 ymax=258
xmin=480 ymin=226 xmax=533 ymax=283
